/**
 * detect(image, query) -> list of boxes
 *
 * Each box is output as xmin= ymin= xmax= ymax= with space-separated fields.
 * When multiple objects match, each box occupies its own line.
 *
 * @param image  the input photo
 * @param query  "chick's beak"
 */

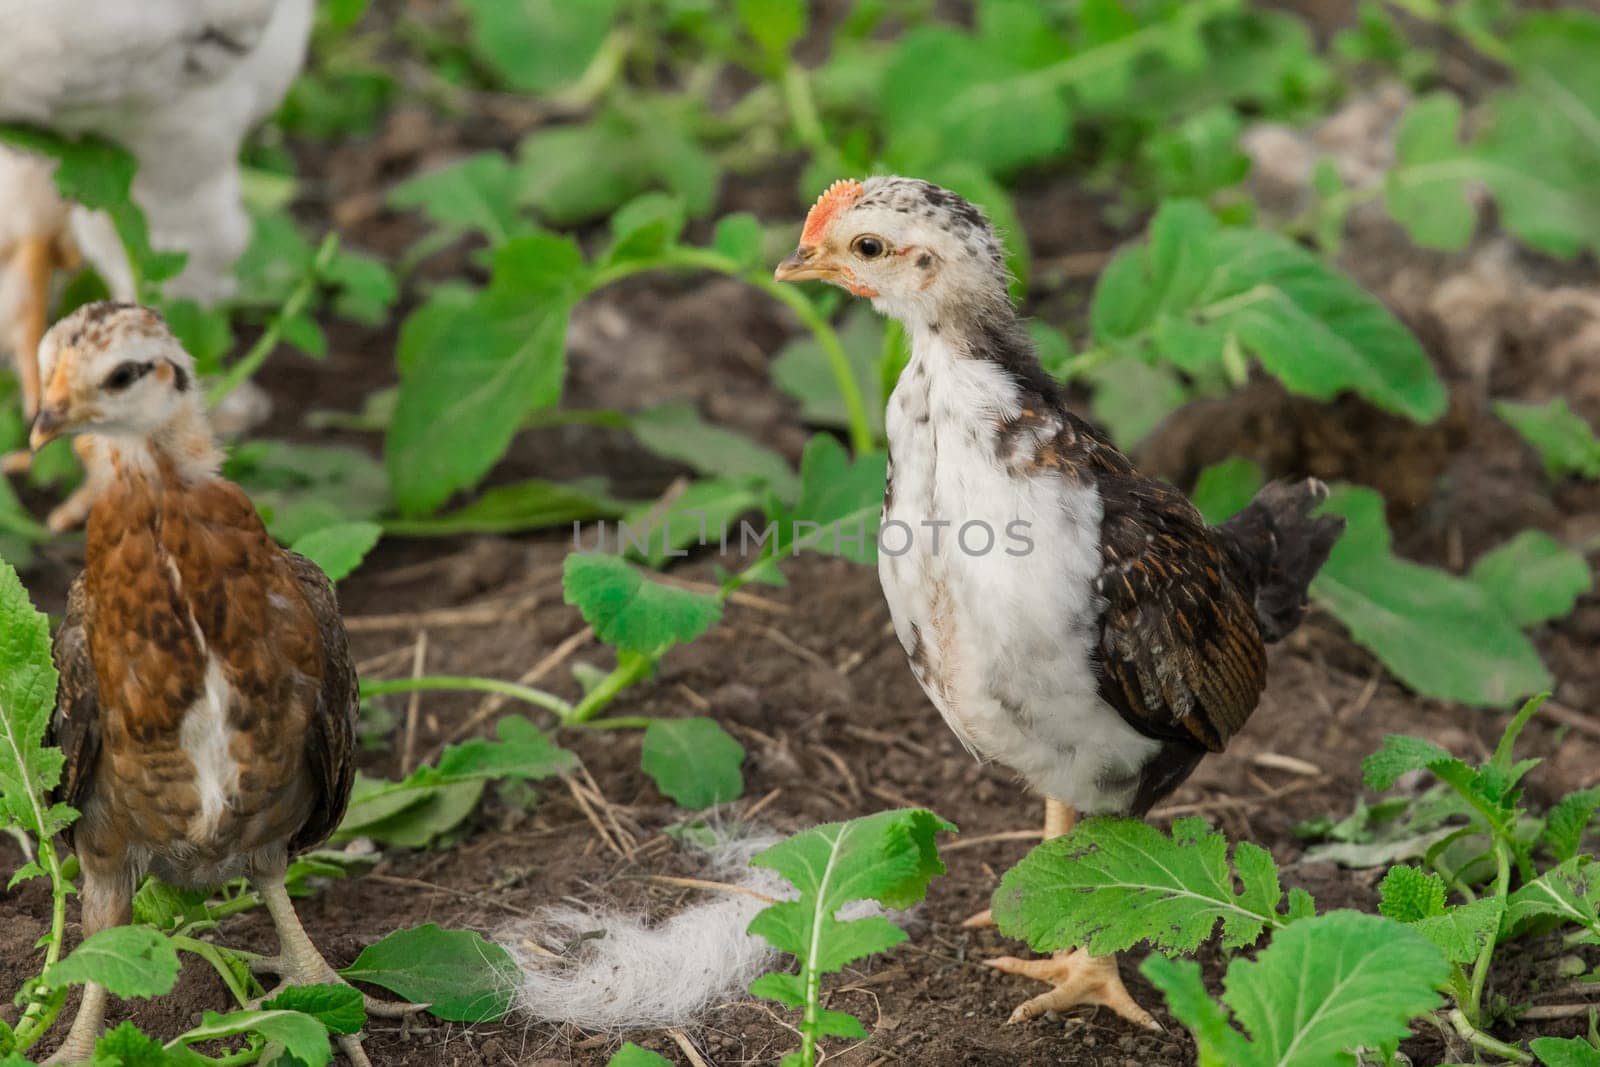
xmin=30 ymin=406 xmax=70 ymax=451
xmin=774 ymin=246 xmax=838 ymax=284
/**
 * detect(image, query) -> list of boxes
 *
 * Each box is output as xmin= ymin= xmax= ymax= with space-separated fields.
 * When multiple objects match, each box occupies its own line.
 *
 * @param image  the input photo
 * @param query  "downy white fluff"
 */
xmin=498 ymin=826 xmax=911 ymax=1031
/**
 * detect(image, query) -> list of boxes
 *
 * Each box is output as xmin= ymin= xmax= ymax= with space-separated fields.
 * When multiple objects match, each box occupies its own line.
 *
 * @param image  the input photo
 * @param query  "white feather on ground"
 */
xmin=498 ymin=827 xmax=915 ymax=1032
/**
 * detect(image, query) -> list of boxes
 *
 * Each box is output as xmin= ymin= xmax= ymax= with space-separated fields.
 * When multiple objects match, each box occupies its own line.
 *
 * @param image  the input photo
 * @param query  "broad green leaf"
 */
xmin=737 ymin=0 xmax=806 ymax=67
xmin=602 ymin=193 xmax=687 ymax=267
xmin=1146 ymin=910 xmax=1448 ymax=1067
xmin=1544 ymin=786 xmax=1600 ymax=863
xmin=517 ymin=106 xmax=719 ymax=225
xmin=562 ymin=554 xmax=722 ymax=654
xmin=993 ymin=817 xmax=1309 ymax=957
xmin=462 ymin=0 xmax=617 ymax=95
xmin=171 ymin=1009 xmax=329 ymax=1066
xmin=1384 ymin=93 xmax=1478 ymax=250
xmin=387 ymin=233 xmax=587 ymax=515
xmin=1083 ymin=355 xmax=1190 ymax=451
xmin=326 ymin=250 xmax=398 ymax=328
xmin=1496 ymin=398 xmax=1600 ymax=480
xmin=335 ymin=716 xmax=574 ymax=846
xmin=1505 ymin=856 xmax=1600 ymax=939
xmin=1376 ymin=866 xmax=1447 ymax=923
xmin=771 ymin=305 xmax=885 ymax=439
xmin=711 ymin=213 xmax=766 ymax=272
xmin=289 ymin=522 xmax=382 ymax=582
xmin=775 ymin=436 xmax=887 ymax=564
xmin=94 ymin=1020 xmax=168 ymax=1065
xmin=1408 ymin=897 xmax=1505 ymax=965
xmin=234 ymin=213 xmax=316 ymax=306
xmin=1475 ymin=13 xmax=1600 ymax=259
xmin=1091 ymin=202 xmax=1445 ymax=423
xmin=629 ymin=403 xmax=798 ymax=500
xmin=881 ymin=25 xmax=1070 ymax=177
xmin=641 ymin=718 xmax=745 ymax=809
xmin=0 ymin=559 xmax=70 ymax=841
xmin=1312 ymin=487 xmax=1551 ymax=706
xmin=1533 ymin=1036 xmax=1600 ymax=1067
xmin=1191 ymin=457 xmax=1265 ymax=524
xmin=159 ymin=299 xmax=234 ymax=377
xmin=387 ymin=478 xmax=629 ymax=537
xmin=46 ymin=926 xmax=180 ymax=998
xmin=606 ymin=1044 xmax=673 ymax=1067
xmin=263 ymin=984 xmax=366 ymax=1036
xmin=1469 ymin=530 xmax=1590 ymax=628
xmin=618 ymin=479 xmax=763 ymax=568
xmin=1361 ymin=733 xmax=1469 ymax=793
xmin=225 ymin=441 xmax=388 ymax=546
xmin=342 ymin=923 xmax=521 ymax=1022
xmin=388 ymin=153 xmax=526 ymax=247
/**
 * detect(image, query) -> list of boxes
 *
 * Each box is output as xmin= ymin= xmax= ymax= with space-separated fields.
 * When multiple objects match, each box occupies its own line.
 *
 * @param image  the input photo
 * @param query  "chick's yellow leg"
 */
xmin=41 ymin=863 xmax=132 ymax=1065
xmin=251 ymin=876 xmax=425 ymax=1066
xmin=978 ymin=801 xmax=1161 ymax=1031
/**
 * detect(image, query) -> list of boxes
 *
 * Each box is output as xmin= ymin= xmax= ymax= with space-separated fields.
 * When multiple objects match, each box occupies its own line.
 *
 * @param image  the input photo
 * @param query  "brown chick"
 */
xmin=33 ymin=302 xmax=406 ymax=1065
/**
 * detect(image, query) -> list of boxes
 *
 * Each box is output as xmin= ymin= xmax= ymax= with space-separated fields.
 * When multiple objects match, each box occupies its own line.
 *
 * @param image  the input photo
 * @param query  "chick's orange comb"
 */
xmin=801 ymin=179 xmax=865 ymax=246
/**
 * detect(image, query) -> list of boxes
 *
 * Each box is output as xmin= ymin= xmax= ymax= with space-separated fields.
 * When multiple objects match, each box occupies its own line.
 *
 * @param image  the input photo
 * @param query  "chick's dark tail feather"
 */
xmin=1215 ymin=478 xmax=1346 ymax=643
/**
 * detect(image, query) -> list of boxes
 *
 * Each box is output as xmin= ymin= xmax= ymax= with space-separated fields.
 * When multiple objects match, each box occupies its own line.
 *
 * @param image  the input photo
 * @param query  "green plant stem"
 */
xmin=206 ymin=234 xmax=340 ymax=408
xmin=173 ymin=935 xmax=255 ymax=1008
xmin=1464 ymin=839 xmax=1512 ymax=1027
xmin=11 ymin=838 xmax=71 ymax=1052
xmin=360 ymin=675 xmax=574 ymax=719
xmin=592 ymin=247 xmax=876 ymax=455
xmin=1446 ymin=1007 xmax=1531 ymax=1063
xmin=781 ymin=60 xmax=827 ymax=153
xmin=567 ymin=653 xmax=654 ymax=724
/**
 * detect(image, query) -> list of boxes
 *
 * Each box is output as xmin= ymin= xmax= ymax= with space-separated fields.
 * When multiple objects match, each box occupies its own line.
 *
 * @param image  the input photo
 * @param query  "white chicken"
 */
xmin=0 ymin=0 xmax=312 ymax=527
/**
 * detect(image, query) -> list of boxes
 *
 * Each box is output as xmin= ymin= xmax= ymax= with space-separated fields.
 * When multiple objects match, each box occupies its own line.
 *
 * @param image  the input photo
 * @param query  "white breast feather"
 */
xmin=880 ymin=328 xmax=1160 ymax=814
xmin=181 ymin=655 xmax=241 ymax=843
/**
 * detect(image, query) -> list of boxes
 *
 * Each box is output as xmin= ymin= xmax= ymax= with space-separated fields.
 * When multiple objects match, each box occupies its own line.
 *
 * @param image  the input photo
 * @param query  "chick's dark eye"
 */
xmin=853 ymin=236 xmax=885 ymax=259
xmin=103 ymin=361 xmax=151 ymax=391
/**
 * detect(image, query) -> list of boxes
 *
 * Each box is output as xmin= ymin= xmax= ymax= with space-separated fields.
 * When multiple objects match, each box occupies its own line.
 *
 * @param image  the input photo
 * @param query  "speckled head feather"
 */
xmin=801 ymin=179 xmax=865 ymax=247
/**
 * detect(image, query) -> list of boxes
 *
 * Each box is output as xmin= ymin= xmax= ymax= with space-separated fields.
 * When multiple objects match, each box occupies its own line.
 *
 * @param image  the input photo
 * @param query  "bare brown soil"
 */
xmin=3 ymin=4 xmax=1599 ymax=1064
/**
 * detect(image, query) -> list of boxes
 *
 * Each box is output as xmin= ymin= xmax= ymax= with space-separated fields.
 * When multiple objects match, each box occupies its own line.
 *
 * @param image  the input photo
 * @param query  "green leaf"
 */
xmin=1145 ymin=911 xmax=1448 ymax=1067
xmin=993 ymin=817 xmax=1305 ymax=957
xmin=641 ymin=718 xmax=746 ymax=810
xmin=711 ymin=213 xmax=766 ymax=272
xmin=1469 ymin=530 xmax=1591 ymax=627
xmin=387 ymin=478 xmax=628 ymax=537
xmin=1496 ymin=398 xmax=1600 ymax=480
xmin=0 ymin=559 xmax=70 ymax=841
xmin=601 ymin=194 xmax=687 ymax=267
xmin=462 ymin=0 xmax=617 ymax=95
xmin=1190 ymin=457 xmax=1265 ymax=524
xmin=771 ymin=305 xmax=885 ymax=440
xmin=1543 ymin=786 xmax=1600 ymax=862
xmin=737 ymin=0 xmax=806 ymax=66
xmin=1533 ymin=1036 xmax=1600 ymax=1067
xmin=263 ymin=985 xmax=366 ymax=1037
xmin=1313 ymin=486 xmax=1552 ymax=706
xmin=562 ymin=553 xmax=722 ymax=654
xmin=629 ymin=403 xmax=798 ymax=499
xmin=1384 ymin=93 xmax=1479 ymax=250
xmin=1408 ymin=897 xmax=1505 ymax=965
xmin=517 ymin=106 xmax=719 ymax=225
xmin=46 ymin=926 xmax=180 ymax=998
xmin=618 ymin=479 xmax=763 ymax=568
xmin=341 ymin=923 xmax=522 ymax=1022
xmin=1376 ymin=865 xmax=1447 ymax=923
xmin=606 ymin=1043 xmax=673 ymax=1067
xmin=335 ymin=716 xmax=574 ymax=846
xmin=1505 ymin=856 xmax=1600 ymax=939
xmin=775 ymin=436 xmax=887 ymax=564
xmin=387 ymin=233 xmax=586 ymax=515
xmin=171 ymin=1009 xmax=329 ymax=1066
xmin=1090 ymin=202 xmax=1446 ymax=423
xmin=1474 ymin=13 xmax=1600 ymax=259
xmin=94 ymin=1020 xmax=168 ymax=1065
xmin=388 ymin=153 xmax=526 ymax=247
xmin=1083 ymin=355 xmax=1190 ymax=451
xmin=225 ymin=441 xmax=389 ymax=546
xmin=289 ymin=522 xmax=382 ymax=582
xmin=1362 ymin=733 xmax=1470 ymax=793
xmin=326 ymin=250 xmax=398 ymax=327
